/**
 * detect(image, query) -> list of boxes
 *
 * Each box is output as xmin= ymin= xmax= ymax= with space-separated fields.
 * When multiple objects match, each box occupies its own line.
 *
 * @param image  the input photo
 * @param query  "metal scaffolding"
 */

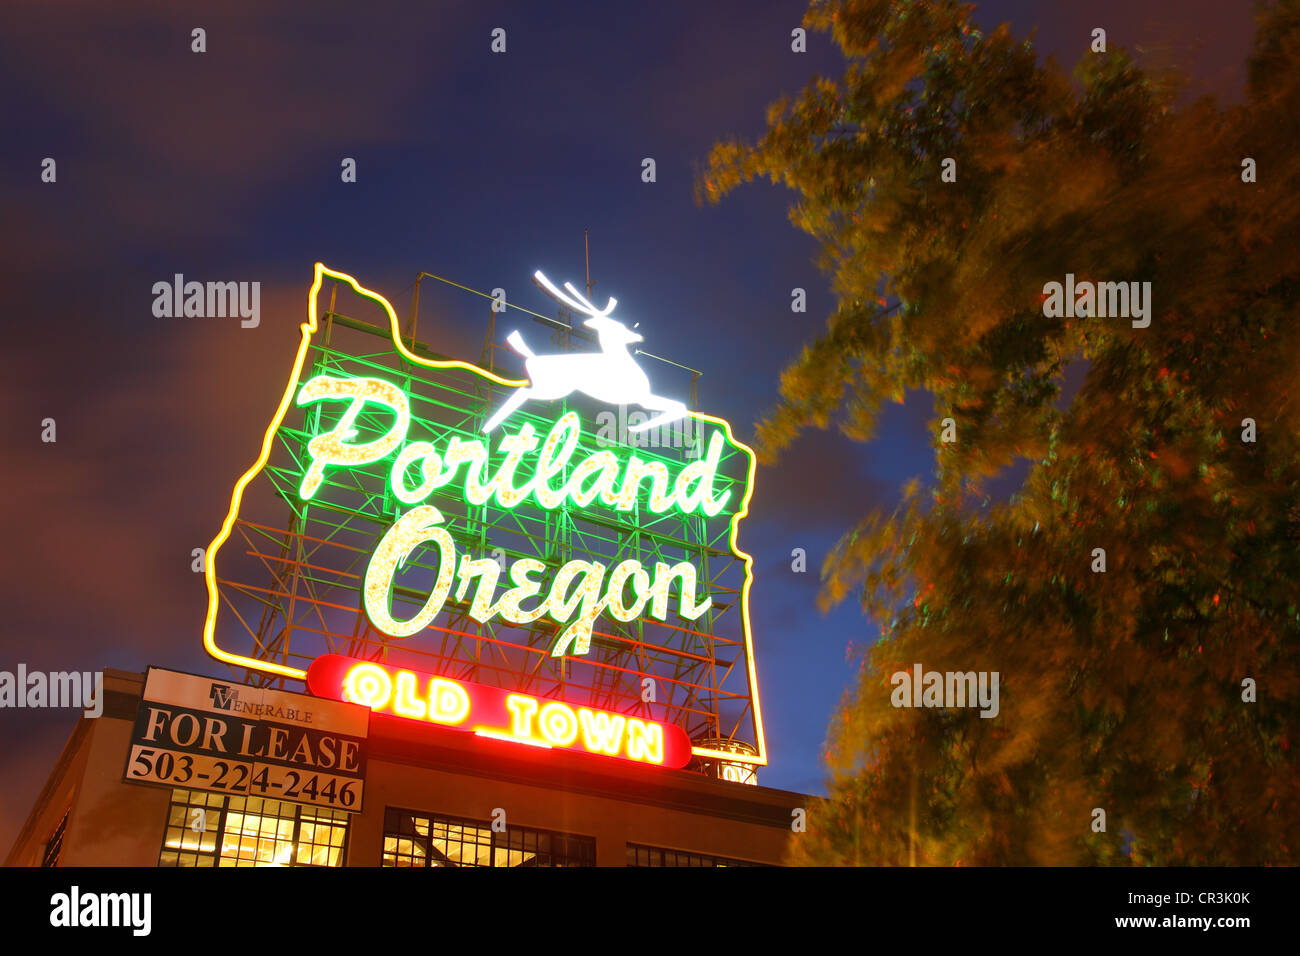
xmin=209 ymin=268 xmax=763 ymax=772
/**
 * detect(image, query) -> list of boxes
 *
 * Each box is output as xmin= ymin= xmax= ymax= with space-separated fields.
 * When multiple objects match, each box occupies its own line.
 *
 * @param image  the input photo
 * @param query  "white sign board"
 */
xmin=123 ymin=667 xmax=369 ymax=812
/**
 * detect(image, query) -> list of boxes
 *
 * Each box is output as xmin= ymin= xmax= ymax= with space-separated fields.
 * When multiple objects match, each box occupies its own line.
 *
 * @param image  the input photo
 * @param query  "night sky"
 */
xmin=0 ymin=0 xmax=1254 ymax=852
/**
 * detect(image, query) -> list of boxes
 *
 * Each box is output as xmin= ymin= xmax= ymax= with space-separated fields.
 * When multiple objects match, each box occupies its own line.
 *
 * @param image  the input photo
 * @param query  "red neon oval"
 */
xmin=306 ymin=654 xmax=692 ymax=769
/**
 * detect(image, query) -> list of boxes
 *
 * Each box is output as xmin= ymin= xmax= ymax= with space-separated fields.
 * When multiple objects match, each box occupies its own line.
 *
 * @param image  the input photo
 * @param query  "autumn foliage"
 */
xmin=701 ymin=0 xmax=1300 ymax=864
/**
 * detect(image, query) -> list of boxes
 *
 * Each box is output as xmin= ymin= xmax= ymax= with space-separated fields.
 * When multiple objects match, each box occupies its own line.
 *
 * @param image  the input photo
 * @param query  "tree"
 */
xmin=700 ymin=0 xmax=1300 ymax=864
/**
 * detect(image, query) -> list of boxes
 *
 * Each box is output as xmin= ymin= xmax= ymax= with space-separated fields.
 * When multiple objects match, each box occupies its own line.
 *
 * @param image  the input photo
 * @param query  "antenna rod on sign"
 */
xmin=585 ymin=229 xmax=592 ymax=301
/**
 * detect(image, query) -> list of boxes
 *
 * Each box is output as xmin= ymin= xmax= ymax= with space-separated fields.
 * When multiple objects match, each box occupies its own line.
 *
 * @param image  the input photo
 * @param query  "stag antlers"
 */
xmin=481 ymin=271 xmax=688 ymax=435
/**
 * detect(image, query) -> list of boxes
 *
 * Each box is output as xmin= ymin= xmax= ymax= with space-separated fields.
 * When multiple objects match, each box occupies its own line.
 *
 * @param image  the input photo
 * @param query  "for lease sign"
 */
xmin=123 ymin=667 xmax=369 ymax=812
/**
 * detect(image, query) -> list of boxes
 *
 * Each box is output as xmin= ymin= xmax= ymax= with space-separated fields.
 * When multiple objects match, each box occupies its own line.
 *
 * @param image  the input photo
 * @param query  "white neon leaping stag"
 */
xmin=481 ymin=271 xmax=689 ymax=434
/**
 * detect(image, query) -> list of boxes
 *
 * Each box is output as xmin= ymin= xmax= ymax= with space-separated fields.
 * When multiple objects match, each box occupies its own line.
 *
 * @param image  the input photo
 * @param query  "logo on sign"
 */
xmin=209 ymin=682 xmax=237 ymax=710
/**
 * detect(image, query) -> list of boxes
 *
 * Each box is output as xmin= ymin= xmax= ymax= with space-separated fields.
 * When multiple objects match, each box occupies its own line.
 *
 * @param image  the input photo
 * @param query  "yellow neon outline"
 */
xmin=202 ymin=263 xmax=767 ymax=766
xmin=473 ymin=727 xmax=554 ymax=749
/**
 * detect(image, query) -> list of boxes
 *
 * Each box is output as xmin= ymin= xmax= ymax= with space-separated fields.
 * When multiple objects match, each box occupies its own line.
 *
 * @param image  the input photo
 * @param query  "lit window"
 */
xmin=382 ymin=808 xmax=593 ymax=867
xmin=158 ymin=789 xmax=349 ymax=867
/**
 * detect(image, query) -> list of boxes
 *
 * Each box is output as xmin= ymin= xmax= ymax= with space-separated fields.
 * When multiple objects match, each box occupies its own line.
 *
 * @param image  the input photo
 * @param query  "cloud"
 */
xmin=3 ymin=0 xmax=475 ymax=241
xmin=0 ymin=276 xmax=315 ymax=656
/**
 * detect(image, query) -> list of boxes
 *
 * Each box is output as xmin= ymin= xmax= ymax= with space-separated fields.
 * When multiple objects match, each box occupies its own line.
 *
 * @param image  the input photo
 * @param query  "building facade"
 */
xmin=8 ymin=669 xmax=802 ymax=867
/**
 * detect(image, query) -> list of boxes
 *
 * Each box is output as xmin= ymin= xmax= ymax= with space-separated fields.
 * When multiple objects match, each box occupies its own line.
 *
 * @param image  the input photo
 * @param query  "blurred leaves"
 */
xmin=700 ymin=0 xmax=1300 ymax=864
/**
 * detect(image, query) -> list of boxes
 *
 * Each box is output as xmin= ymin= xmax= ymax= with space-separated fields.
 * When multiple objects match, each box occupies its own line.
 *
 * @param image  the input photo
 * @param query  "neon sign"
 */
xmin=296 ymin=375 xmax=729 ymax=656
xmin=363 ymin=503 xmax=711 ymax=656
xmin=306 ymin=655 xmax=693 ymax=768
xmin=294 ymin=381 xmax=733 ymax=517
xmin=201 ymin=263 xmax=769 ymax=770
xmin=483 ymin=271 xmax=688 ymax=433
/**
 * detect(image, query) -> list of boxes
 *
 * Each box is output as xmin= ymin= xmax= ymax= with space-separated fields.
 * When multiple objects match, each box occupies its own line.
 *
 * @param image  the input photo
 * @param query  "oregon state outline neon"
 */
xmin=202 ymin=263 xmax=767 ymax=767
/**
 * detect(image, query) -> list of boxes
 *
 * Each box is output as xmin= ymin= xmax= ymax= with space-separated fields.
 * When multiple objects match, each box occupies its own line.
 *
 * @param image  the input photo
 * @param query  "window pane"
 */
xmin=626 ymin=842 xmax=765 ymax=867
xmin=382 ymin=809 xmax=593 ymax=868
xmin=158 ymin=788 xmax=348 ymax=868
